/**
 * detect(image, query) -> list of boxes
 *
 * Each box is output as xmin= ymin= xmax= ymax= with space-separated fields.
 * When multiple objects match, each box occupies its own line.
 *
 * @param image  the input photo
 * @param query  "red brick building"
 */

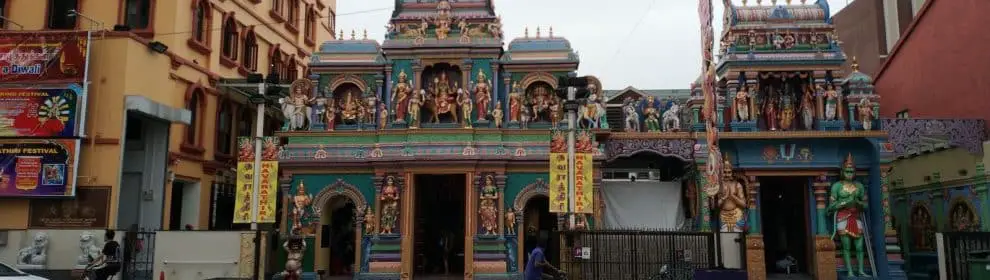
xmin=873 ymin=0 xmax=990 ymax=127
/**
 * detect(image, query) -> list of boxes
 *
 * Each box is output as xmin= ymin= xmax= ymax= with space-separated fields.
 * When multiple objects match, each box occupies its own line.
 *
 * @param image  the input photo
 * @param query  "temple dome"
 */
xmin=318 ymin=38 xmax=382 ymax=54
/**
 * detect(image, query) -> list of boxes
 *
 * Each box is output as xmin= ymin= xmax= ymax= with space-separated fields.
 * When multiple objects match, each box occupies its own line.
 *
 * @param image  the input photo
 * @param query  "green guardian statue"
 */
xmin=827 ymin=153 xmax=869 ymax=277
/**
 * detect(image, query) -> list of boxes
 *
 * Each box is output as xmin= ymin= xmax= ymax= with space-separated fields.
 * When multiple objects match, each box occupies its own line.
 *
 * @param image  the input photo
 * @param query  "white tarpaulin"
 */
xmin=603 ymin=180 xmax=685 ymax=229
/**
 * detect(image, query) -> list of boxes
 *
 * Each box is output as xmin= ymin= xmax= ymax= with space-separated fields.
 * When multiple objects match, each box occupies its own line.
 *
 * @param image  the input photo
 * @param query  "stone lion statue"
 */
xmin=77 ymin=231 xmax=102 ymax=267
xmin=17 ymin=232 xmax=49 ymax=267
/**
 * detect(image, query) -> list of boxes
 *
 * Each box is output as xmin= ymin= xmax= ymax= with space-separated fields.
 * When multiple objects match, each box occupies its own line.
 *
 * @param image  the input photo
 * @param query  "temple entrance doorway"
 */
xmin=413 ymin=174 xmax=467 ymax=276
xmin=522 ymin=196 xmax=560 ymax=268
xmin=759 ymin=176 xmax=812 ymax=277
xmin=318 ymin=196 xmax=357 ymax=277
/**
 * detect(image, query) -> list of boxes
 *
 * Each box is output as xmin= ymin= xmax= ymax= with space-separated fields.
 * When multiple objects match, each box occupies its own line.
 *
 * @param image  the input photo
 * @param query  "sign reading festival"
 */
xmin=0 ymin=31 xmax=90 ymax=197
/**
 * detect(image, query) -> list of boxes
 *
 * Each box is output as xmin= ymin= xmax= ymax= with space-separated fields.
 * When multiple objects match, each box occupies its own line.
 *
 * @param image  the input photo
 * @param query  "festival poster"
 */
xmin=575 ymin=130 xmax=595 ymax=214
xmin=0 ymin=31 xmax=90 ymax=83
xmin=548 ymin=130 xmax=568 ymax=213
xmin=0 ymin=139 xmax=78 ymax=197
xmin=0 ymin=87 xmax=82 ymax=137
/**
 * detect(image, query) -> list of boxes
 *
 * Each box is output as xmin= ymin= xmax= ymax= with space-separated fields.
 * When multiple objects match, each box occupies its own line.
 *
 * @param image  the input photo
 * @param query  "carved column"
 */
xmin=400 ymin=172 xmax=413 ymax=279
xmin=813 ymin=174 xmax=837 ymax=280
xmin=279 ymin=175 xmax=294 ymax=234
xmin=697 ymin=165 xmax=711 ymax=232
xmin=497 ymin=173 xmax=507 ymax=235
xmin=412 ymin=59 xmax=423 ymax=91
xmin=745 ymin=175 xmax=766 ymax=280
xmin=464 ymin=171 xmax=476 ymax=279
xmin=462 ymin=58 xmax=474 ymax=92
xmin=354 ymin=205 xmax=366 ymax=274
xmin=385 ymin=67 xmax=393 ymax=109
xmin=491 ymin=64 xmax=500 ymax=104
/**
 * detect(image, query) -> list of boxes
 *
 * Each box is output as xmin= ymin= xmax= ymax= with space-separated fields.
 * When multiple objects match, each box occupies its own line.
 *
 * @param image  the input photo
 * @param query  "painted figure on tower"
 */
xmin=283 ymin=79 xmax=316 ymax=131
xmin=734 ymin=85 xmax=751 ymax=122
xmin=474 ymin=70 xmax=492 ymax=121
xmin=661 ymin=97 xmax=682 ymax=132
xmin=641 ymin=96 xmax=661 ymax=132
xmin=292 ymin=180 xmax=313 ymax=233
xmin=800 ymin=85 xmax=816 ymax=130
xmin=479 ymin=174 xmax=499 ymax=235
xmin=857 ymin=98 xmax=874 ymax=131
xmin=508 ymin=82 xmax=523 ymax=123
xmin=828 ymin=154 xmax=869 ymax=277
xmin=718 ymin=157 xmax=746 ymax=232
xmin=391 ymin=70 xmax=412 ymax=123
xmin=823 ymin=83 xmax=839 ymax=121
xmin=380 ymin=175 xmax=401 ymax=235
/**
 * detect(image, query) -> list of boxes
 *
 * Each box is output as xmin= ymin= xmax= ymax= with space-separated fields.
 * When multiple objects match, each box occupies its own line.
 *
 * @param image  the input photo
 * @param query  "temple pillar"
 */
xmin=354 ymin=205 xmax=366 ymax=274
xmin=813 ymin=175 xmax=838 ymax=280
xmin=745 ymin=175 xmax=766 ymax=280
xmin=462 ymin=58 xmax=474 ymax=92
xmin=881 ymin=164 xmax=906 ymax=279
xmin=465 ymin=171 xmax=476 ymax=279
xmin=399 ymin=173 xmax=412 ymax=278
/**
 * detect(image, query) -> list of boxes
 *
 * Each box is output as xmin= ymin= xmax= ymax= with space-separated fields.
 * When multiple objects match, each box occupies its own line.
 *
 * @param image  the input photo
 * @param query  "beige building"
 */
xmin=0 ymin=0 xmax=335 ymax=231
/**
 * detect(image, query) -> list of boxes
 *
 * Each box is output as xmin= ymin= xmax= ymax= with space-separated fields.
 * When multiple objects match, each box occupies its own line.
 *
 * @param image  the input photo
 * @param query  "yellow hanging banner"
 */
xmin=257 ymin=161 xmax=278 ymax=223
xmin=233 ymin=162 xmax=254 ymax=224
xmin=549 ymin=152 xmax=568 ymax=213
xmin=548 ymin=130 xmax=568 ymax=213
xmin=574 ymin=153 xmax=594 ymax=214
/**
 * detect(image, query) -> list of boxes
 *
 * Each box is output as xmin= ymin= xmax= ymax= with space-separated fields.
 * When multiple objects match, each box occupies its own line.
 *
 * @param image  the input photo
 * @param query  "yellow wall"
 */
xmin=890 ymin=142 xmax=988 ymax=189
xmin=0 ymin=0 xmax=335 ymax=230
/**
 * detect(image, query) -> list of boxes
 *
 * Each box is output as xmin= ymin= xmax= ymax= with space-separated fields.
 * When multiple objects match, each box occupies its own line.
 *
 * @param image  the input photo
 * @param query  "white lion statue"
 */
xmin=76 ymin=231 xmax=102 ymax=267
xmin=17 ymin=232 xmax=49 ymax=267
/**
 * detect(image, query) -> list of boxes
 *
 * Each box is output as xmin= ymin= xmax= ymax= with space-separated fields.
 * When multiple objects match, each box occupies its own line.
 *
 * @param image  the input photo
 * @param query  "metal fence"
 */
xmin=121 ymin=230 xmax=157 ymax=280
xmin=559 ymin=229 xmax=722 ymax=280
xmin=938 ymin=231 xmax=990 ymax=280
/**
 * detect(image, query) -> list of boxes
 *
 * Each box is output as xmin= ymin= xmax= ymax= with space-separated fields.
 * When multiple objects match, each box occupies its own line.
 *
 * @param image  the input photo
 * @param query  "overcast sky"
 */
xmin=335 ymin=0 xmax=851 ymax=90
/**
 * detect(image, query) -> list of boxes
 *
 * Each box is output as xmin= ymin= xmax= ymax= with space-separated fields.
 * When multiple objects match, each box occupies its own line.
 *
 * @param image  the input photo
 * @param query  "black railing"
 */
xmin=558 ymin=229 xmax=722 ymax=280
xmin=939 ymin=231 xmax=990 ymax=280
xmin=122 ymin=230 xmax=157 ymax=280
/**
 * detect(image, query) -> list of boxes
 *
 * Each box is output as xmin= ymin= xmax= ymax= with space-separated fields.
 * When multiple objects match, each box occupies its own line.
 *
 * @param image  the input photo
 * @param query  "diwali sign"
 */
xmin=0 ymin=31 xmax=90 ymax=83
xmin=0 ymin=87 xmax=82 ymax=137
xmin=234 ymin=136 xmax=280 ymax=224
xmin=0 ymin=139 xmax=78 ymax=197
xmin=548 ymin=130 xmax=568 ymax=213
xmin=575 ymin=130 xmax=595 ymax=214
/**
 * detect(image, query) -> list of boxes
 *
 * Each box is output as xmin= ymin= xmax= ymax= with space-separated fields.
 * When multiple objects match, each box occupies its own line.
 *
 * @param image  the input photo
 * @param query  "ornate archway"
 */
xmin=518 ymin=72 xmax=557 ymax=90
xmin=312 ymin=178 xmax=368 ymax=215
xmin=605 ymin=139 xmax=696 ymax=162
xmin=329 ymin=74 xmax=369 ymax=94
xmin=948 ymin=197 xmax=980 ymax=232
xmin=909 ymin=202 xmax=936 ymax=251
xmin=513 ymin=178 xmax=549 ymax=212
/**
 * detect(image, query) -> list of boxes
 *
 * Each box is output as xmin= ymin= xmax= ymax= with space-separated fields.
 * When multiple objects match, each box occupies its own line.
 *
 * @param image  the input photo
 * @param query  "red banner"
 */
xmin=0 ymin=31 xmax=89 ymax=83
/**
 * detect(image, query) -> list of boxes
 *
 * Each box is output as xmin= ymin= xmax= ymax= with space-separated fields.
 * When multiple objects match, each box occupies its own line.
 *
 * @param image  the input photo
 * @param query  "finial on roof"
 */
xmin=771 ymin=0 xmax=778 ymax=5
xmin=757 ymin=0 xmax=763 ymax=5
xmin=786 ymin=0 xmax=792 ymax=5
xmin=801 ymin=0 xmax=807 ymax=4
xmin=363 ymin=29 xmax=368 ymax=40
xmin=338 ymin=29 xmax=343 ymax=40
xmin=742 ymin=0 xmax=748 ymax=6
xmin=851 ymin=56 xmax=860 ymax=72
xmin=549 ymin=26 xmax=554 ymax=38
xmin=524 ymin=26 xmax=529 ymax=38
xmin=536 ymin=27 xmax=541 ymax=39
xmin=350 ymin=30 xmax=356 ymax=40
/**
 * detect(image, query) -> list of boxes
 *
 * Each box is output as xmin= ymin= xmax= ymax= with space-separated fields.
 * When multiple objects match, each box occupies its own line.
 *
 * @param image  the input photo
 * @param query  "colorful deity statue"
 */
xmin=292 ymin=180 xmax=313 ymax=232
xmin=642 ymin=96 xmax=661 ymax=132
xmin=380 ymin=176 xmax=400 ymax=234
xmin=492 ymin=101 xmax=504 ymax=128
xmin=779 ymin=95 xmax=795 ymax=131
xmin=734 ymin=85 xmax=751 ymax=122
xmin=508 ymin=82 xmax=523 ymax=122
xmin=801 ymin=86 xmax=816 ymax=130
xmin=340 ymin=90 xmax=362 ymax=125
xmin=548 ymin=99 xmax=562 ymax=127
xmin=718 ymin=157 xmax=746 ymax=232
xmin=363 ymin=207 xmax=376 ymax=234
xmin=458 ymin=87 xmax=473 ymax=128
xmin=662 ymin=98 xmax=682 ymax=132
xmin=857 ymin=98 xmax=875 ymax=130
xmin=824 ymin=83 xmax=839 ymax=121
xmin=391 ymin=70 xmax=412 ymax=122
xmin=505 ymin=207 xmax=516 ymax=234
xmin=323 ymin=99 xmax=337 ymax=131
xmin=763 ymin=93 xmax=780 ymax=131
xmin=281 ymin=234 xmax=306 ymax=280
xmin=377 ymin=102 xmax=388 ymax=130
xmin=479 ymin=174 xmax=499 ymax=235
xmin=282 ymin=79 xmax=315 ymax=131
xmin=408 ymin=89 xmax=424 ymax=129
xmin=474 ymin=70 xmax=492 ymax=120
xmin=828 ymin=154 xmax=869 ymax=277
xmin=622 ymin=98 xmax=641 ymax=132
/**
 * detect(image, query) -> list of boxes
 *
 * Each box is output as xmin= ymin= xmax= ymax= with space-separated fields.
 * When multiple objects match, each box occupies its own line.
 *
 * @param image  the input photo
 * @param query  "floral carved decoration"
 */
xmin=606 ymin=138 xmax=695 ymax=162
xmin=882 ymin=119 xmax=987 ymax=156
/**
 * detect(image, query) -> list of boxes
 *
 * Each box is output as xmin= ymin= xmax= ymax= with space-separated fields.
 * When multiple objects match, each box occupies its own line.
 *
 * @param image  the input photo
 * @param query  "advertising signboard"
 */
xmin=0 ymin=139 xmax=79 ymax=197
xmin=0 ymin=31 xmax=90 ymax=83
xmin=0 ymin=86 xmax=82 ymax=137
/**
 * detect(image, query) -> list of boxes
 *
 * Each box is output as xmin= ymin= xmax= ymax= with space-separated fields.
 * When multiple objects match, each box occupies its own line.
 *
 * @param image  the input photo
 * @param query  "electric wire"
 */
xmin=604 ymin=0 xmax=660 ymax=70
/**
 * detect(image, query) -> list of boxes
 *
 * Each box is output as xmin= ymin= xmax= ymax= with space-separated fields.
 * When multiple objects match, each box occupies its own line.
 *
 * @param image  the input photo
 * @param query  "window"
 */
xmin=328 ymin=9 xmax=335 ymax=33
xmin=286 ymin=60 xmax=298 ymax=82
xmin=215 ymin=102 xmax=232 ymax=155
xmin=238 ymin=108 xmax=253 ymax=137
xmin=0 ymin=0 xmax=7 ymax=29
xmin=287 ymin=0 xmax=299 ymax=27
xmin=185 ymin=90 xmax=203 ymax=146
xmin=47 ymin=0 xmax=79 ymax=29
xmin=270 ymin=50 xmax=284 ymax=82
xmin=304 ymin=7 xmax=314 ymax=41
xmin=192 ymin=0 xmax=209 ymax=43
xmin=242 ymin=31 xmax=258 ymax=71
xmin=124 ymin=0 xmax=152 ymax=29
xmin=221 ymin=15 xmax=239 ymax=59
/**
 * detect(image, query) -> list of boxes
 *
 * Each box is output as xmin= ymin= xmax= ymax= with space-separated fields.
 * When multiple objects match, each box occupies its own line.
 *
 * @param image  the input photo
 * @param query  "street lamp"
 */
xmin=555 ymin=74 xmax=590 ymax=230
xmin=245 ymin=65 xmax=285 ymax=231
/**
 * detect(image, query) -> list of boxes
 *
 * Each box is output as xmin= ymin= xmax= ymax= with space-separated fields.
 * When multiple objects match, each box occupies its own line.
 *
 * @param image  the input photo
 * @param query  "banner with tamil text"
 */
xmin=549 ymin=152 xmax=568 ymax=213
xmin=575 ymin=130 xmax=595 ymax=214
xmin=234 ymin=137 xmax=279 ymax=224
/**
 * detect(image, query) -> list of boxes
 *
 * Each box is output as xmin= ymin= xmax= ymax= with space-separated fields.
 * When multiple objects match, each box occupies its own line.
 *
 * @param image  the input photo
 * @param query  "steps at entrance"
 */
xmin=473 ymin=237 xmax=509 ymax=274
